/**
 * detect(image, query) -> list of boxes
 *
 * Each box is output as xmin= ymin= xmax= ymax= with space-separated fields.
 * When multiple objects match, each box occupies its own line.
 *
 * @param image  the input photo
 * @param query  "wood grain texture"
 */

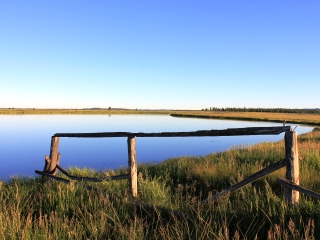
xmin=54 ymin=126 xmax=291 ymax=138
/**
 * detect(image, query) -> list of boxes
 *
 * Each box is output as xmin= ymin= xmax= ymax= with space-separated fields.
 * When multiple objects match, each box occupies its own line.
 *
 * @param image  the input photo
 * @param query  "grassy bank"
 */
xmin=171 ymin=111 xmax=320 ymax=127
xmin=1 ymin=128 xmax=320 ymax=239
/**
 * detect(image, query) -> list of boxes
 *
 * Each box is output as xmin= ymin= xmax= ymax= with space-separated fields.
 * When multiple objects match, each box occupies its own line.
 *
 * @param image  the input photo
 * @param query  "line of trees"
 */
xmin=202 ymin=107 xmax=320 ymax=114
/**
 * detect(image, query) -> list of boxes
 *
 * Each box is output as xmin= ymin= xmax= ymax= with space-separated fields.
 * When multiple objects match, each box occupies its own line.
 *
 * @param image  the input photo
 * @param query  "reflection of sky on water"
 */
xmin=0 ymin=114 xmax=314 ymax=180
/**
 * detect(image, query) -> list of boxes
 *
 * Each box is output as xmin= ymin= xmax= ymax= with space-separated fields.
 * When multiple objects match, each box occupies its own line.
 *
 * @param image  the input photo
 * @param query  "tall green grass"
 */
xmin=1 ymin=129 xmax=320 ymax=239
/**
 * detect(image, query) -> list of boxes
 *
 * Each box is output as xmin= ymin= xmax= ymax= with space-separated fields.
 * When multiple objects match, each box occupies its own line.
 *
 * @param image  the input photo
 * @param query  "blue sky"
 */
xmin=0 ymin=1 xmax=319 ymax=110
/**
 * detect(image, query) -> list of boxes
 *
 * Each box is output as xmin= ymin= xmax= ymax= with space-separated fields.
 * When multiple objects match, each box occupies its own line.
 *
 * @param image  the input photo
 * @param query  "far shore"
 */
xmin=1 ymin=108 xmax=320 ymax=127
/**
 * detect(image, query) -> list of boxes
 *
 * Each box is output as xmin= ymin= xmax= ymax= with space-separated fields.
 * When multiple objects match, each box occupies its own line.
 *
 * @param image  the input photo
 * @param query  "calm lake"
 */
xmin=0 ymin=114 xmax=314 ymax=180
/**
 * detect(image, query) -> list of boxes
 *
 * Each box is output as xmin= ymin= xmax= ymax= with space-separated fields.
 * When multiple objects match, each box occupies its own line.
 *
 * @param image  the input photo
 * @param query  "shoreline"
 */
xmin=1 ymin=108 xmax=319 ymax=127
xmin=170 ymin=113 xmax=320 ymax=127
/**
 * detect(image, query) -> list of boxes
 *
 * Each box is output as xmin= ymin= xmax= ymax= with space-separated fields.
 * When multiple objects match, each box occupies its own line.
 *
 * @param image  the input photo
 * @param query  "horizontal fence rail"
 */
xmin=54 ymin=126 xmax=291 ymax=138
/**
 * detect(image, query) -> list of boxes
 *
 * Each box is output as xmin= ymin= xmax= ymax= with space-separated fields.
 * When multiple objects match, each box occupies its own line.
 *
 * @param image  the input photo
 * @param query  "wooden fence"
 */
xmin=35 ymin=126 xmax=311 ymax=204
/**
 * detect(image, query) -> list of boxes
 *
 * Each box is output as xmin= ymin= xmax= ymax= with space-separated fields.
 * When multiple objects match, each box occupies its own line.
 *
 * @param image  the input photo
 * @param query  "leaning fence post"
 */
xmin=284 ymin=130 xmax=299 ymax=204
xmin=47 ymin=136 xmax=60 ymax=176
xmin=128 ymin=135 xmax=138 ymax=198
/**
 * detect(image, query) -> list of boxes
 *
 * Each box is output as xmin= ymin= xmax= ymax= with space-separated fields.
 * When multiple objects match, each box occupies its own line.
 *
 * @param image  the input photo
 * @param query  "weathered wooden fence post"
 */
xmin=127 ymin=135 xmax=138 ymax=198
xmin=284 ymin=130 xmax=299 ymax=204
xmin=47 ymin=136 xmax=60 ymax=176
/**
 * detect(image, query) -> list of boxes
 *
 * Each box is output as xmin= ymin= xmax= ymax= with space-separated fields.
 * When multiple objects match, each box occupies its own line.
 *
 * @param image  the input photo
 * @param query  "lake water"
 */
xmin=0 ymin=114 xmax=314 ymax=180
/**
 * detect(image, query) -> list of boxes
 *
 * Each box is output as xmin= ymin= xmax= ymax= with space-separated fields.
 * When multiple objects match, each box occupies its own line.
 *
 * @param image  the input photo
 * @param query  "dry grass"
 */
xmin=172 ymin=110 xmax=320 ymax=126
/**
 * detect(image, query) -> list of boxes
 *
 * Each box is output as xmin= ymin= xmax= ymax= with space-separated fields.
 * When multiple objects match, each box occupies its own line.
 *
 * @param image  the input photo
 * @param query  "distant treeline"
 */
xmin=202 ymin=107 xmax=320 ymax=114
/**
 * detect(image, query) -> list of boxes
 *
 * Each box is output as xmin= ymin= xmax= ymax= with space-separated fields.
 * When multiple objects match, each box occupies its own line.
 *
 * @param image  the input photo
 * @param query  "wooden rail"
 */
xmin=56 ymin=164 xmax=129 ymax=182
xmin=202 ymin=158 xmax=286 ymax=204
xmin=54 ymin=126 xmax=290 ymax=138
xmin=277 ymin=178 xmax=320 ymax=200
xmin=39 ymin=126 xmax=302 ymax=204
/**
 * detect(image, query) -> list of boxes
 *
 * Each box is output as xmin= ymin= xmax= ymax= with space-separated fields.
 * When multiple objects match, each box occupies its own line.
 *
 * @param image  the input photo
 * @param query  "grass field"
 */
xmin=1 ymin=109 xmax=320 ymax=239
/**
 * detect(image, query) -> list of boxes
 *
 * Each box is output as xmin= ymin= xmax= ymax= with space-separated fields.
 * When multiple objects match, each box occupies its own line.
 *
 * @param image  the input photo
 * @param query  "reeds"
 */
xmin=1 ymin=130 xmax=320 ymax=239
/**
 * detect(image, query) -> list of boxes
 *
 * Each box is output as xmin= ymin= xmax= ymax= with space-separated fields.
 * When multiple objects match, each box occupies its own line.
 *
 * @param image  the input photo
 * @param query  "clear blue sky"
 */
xmin=0 ymin=1 xmax=319 ymax=110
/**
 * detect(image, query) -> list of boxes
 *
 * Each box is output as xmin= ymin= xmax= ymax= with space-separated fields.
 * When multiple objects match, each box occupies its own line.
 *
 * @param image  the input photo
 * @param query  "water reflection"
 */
xmin=0 ymin=114 xmax=314 ymax=180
